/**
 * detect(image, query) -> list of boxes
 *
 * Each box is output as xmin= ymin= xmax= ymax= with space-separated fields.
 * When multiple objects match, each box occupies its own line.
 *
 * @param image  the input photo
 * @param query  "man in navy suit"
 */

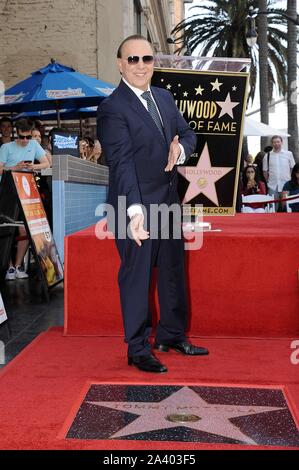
xmin=97 ymin=35 xmax=209 ymax=373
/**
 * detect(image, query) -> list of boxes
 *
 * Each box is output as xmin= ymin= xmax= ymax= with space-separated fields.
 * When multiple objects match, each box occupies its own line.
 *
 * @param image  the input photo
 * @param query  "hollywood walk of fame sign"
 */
xmin=65 ymin=384 xmax=299 ymax=447
xmin=152 ymin=66 xmax=250 ymax=215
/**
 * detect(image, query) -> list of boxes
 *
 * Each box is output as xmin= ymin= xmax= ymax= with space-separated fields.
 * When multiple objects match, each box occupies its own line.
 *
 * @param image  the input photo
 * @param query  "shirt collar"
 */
xmin=122 ymin=78 xmax=151 ymax=99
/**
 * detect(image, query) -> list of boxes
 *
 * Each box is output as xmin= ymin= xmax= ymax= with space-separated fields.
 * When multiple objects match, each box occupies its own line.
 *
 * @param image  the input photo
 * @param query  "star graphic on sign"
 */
xmin=195 ymin=84 xmax=205 ymax=96
xmin=232 ymin=85 xmax=237 ymax=91
xmin=87 ymin=386 xmax=284 ymax=443
xmin=177 ymin=143 xmax=234 ymax=205
xmin=216 ymin=92 xmax=239 ymax=119
xmin=166 ymin=84 xmax=172 ymax=90
xmin=210 ymin=78 xmax=223 ymax=92
xmin=183 ymin=91 xmax=188 ymax=97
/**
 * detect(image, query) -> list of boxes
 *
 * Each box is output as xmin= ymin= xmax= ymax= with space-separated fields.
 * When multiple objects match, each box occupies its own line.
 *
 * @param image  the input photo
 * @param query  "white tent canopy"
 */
xmin=244 ymin=117 xmax=290 ymax=137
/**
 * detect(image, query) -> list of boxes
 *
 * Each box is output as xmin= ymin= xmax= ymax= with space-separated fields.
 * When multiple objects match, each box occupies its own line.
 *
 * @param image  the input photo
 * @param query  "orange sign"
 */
xmin=0 ymin=292 xmax=7 ymax=325
xmin=12 ymin=172 xmax=63 ymax=287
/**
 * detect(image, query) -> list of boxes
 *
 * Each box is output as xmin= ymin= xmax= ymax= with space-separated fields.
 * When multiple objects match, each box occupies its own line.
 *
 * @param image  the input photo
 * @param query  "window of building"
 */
xmin=134 ymin=0 xmax=142 ymax=34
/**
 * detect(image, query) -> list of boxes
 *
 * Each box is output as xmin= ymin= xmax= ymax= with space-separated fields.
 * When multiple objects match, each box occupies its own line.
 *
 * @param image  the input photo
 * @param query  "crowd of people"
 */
xmin=241 ymin=135 xmax=298 ymax=213
xmin=0 ymin=114 xmax=298 ymax=284
xmin=0 ymin=116 xmax=103 ymax=165
xmin=0 ymin=116 xmax=104 ymax=282
xmin=79 ymin=136 xmax=102 ymax=163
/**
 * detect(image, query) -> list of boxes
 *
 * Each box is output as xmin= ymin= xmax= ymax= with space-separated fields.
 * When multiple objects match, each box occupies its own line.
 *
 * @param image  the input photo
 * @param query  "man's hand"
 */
xmin=25 ymin=162 xmax=34 ymax=171
xmin=165 ymin=135 xmax=181 ymax=172
xmin=129 ymin=213 xmax=149 ymax=247
xmin=14 ymin=161 xmax=27 ymax=171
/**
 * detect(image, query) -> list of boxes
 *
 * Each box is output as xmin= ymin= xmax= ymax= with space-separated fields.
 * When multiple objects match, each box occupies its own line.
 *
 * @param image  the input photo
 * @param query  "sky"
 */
xmin=184 ymin=1 xmax=298 ymax=153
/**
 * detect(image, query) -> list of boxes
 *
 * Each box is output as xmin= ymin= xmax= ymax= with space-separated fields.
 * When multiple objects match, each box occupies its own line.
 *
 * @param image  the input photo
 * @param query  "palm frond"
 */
xmin=171 ymin=0 xmax=289 ymax=103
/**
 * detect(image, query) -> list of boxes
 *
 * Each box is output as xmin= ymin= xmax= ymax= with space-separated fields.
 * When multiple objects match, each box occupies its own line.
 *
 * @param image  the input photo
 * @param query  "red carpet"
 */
xmin=0 ymin=328 xmax=298 ymax=450
xmin=65 ymin=214 xmax=299 ymax=337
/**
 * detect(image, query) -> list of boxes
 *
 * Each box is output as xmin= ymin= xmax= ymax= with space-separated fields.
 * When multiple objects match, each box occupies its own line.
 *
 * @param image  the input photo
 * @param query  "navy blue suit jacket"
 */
xmin=97 ymin=80 xmax=196 ymax=215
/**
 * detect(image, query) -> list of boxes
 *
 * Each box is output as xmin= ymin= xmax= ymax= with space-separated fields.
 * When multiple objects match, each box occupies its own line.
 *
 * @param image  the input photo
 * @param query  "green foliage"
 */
xmin=172 ymin=0 xmax=289 ymax=103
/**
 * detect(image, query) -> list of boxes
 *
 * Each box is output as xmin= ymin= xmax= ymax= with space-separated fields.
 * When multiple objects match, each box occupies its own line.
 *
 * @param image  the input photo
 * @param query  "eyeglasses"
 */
xmin=126 ymin=55 xmax=154 ymax=65
xmin=18 ymin=134 xmax=32 ymax=140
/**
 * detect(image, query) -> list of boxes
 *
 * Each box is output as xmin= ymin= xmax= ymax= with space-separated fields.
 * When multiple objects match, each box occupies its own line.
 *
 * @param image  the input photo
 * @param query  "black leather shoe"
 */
xmin=154 ymin=340 xmax=209 ymax=356
xmin=128 ymin=354 xmax=168 ymax=373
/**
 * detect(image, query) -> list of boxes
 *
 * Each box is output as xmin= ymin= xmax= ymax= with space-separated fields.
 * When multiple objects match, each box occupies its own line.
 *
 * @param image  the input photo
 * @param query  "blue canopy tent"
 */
xmin=0 ymin=59 xmax=115 ymax=126
xmin=14 ymin=106 xmax=97 ymax=121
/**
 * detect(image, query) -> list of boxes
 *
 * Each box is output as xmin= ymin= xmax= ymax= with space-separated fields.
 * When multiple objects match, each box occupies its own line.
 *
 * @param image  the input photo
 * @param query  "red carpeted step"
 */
xmin=64 ymin=214 xmax=299 ymax=337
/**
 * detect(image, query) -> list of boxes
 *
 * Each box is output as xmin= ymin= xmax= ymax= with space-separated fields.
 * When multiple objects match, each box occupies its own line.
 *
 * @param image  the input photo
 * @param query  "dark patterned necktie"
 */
xmin=141 ymin=91 xmax=165 ymax=138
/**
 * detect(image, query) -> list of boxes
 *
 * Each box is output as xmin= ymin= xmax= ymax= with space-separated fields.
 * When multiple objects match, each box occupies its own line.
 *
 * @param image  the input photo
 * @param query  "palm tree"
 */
xmin=287 ymin=0 xmax=298 ymax=161
xmin=171 ymin=0 xmax=288 ymax=104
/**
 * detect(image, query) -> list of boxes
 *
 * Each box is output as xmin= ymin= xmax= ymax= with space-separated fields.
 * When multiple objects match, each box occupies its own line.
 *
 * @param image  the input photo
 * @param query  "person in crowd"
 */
xmin=79 ymin=138 xmax=88 ymax=159
xmin=241 ymin=165 xmax=267 ymax=213
xmin=244 ymin=154 xmax=256 ymax=169
xmin=282 ymin=162 xmax=299 ymax=212
xmin=32 ymin=128 xmax=52 ymax=166
xmin=45 ymin=131 xmax=55 ymax=161
xmin=32 ymin=127 xmax=53 ymax=227
xmin=32 ymin=128 xmax=42 ymax=145
xmin=263 ymin=135 xmax=295 ymax=205
xmin=0 ymin=117 xmax=13 ymax=147
xmin=254 ymin=151 xmax=267 ymax=187
xmin=84 ymin=136 xmax=95 ymax=161
xmin=0 ymin=118 xmax=50 ymax=176
xmin=84 ymin=136 xmax=102 ymax=163
xmin=0 ymin=118 xmax=50 ymax=280
xmin=97 ymin=34 xmax=208 ymax=374
xmin=33 ymin=120 xmax=47 ymax=147
xmin=94 ymin=139 xmax=103 ymax=164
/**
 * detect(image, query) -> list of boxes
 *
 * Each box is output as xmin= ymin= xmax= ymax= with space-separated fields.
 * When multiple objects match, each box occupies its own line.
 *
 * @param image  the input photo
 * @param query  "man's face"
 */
xmin=272 ymin=138 xmax=282 ymax=152
xmin=117 ymin=39 xmax=154 ymax=91
xmin=17 ymin=130 xmax=32 ymax=147
xmin=0 ymin=121 xmax=12 ymax=138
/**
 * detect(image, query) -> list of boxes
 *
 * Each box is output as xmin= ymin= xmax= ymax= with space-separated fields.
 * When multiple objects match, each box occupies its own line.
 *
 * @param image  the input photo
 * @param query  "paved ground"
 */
xmin=0 ymin=273 xmax=63 ymax=368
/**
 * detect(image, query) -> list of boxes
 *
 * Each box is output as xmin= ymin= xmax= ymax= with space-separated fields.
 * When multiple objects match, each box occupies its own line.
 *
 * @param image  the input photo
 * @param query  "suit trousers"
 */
xmin=115 ymin=234 xmax=188 ymax=356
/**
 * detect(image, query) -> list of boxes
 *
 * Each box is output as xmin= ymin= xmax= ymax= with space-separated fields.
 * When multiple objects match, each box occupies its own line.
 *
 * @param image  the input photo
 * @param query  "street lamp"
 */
xmin=246 ymin=5 xmax=299 ymax=47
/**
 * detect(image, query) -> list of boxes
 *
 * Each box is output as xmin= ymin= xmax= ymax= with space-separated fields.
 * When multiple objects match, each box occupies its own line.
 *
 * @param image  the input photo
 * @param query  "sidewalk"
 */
xmin=0 ymin=276 xmax=63 ymax=368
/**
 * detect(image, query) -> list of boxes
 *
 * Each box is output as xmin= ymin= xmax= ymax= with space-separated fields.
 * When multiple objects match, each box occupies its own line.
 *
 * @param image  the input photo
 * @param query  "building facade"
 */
xmin=0 ymin=0 xmax=192 ymax=89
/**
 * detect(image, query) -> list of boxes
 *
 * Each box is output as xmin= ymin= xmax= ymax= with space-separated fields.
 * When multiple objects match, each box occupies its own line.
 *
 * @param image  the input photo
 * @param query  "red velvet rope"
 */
xmin=242 ymin=194 xmax=299 ymax=206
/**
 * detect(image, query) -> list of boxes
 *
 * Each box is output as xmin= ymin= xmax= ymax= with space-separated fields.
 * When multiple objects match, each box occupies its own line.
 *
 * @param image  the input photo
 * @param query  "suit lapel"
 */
xmin=118 ymin=81 xmax=168 ymax=148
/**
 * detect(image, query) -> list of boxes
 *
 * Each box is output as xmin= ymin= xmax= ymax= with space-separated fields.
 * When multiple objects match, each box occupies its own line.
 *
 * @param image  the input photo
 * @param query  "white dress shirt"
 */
xmin=263 ymin=149 xmax=295 ymax=192
xmin=122 ymin=78 xmax=186 ymax=218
